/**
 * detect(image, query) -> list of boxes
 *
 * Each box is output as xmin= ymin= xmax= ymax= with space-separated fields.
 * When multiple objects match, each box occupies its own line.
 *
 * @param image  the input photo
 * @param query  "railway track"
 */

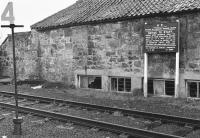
xmin=0 ymin=91 xmax=199 ymax=126
xmin=0 ymin=102 xmax=182 ymax=138
xmin=0 ymin=91 xmax=198 ymax=137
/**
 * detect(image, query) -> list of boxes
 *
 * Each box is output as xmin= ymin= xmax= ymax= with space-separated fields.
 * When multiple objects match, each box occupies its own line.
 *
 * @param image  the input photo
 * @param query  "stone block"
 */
xmin=64 ymin=28 xmax=72 ymax=37
xmin=106 ymin=51 xmax=115 ymax=56
xmin=189 ymin=63 xmax=198 ymax=69
xmin=134 ymin=68 xmax=141 ymax=73
xmin=109 ymin=57 xmax=116 ymax=62
xmin=128 ymin=55 xmax=139 ymax=60
xmin=118 ymin=57 xmax=125 ymax=62
xmin=122 ymin=63 xmax=129 ymax=68
xmin=87 ymin=60 xmax=93 ymax=65
xmin=105 ymin=34 xmax=112 ymax=39
xmin=134 ymin=60 xmax=141 ymax=67
xmin=108 ymin=40 xmax=119 ymax=49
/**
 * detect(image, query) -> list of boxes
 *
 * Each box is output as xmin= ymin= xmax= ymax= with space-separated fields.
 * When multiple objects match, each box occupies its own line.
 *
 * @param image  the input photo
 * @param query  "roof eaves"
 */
xmin=0 ymin=36 xmax=8 ymax=46
xmin=32 ymin=1 xmax=200 ymax=31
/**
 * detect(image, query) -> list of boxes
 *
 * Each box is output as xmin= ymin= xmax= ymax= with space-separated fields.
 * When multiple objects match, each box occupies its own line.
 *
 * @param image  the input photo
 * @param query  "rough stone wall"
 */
xmin=179 ymin=12 xmax=200 ymax=97
xmin=86 ymin=20 xmax=144 ymax=74
xmin=32 ymin=30 xmax=71 ymax=84
xmin=0 ymin=38 xmax=10 ymax=77
xmin=31 ymin=21 xmax=144 ymax=88
xmin=72 ymin=26 xmax=88 ymax=71
xmin=31 ymin=26 xmax=88 ymax=85
xmin=0 ymin=32 xmax=38 ymax=80
xmin=184 ymin=12 xmax=200 ymax=71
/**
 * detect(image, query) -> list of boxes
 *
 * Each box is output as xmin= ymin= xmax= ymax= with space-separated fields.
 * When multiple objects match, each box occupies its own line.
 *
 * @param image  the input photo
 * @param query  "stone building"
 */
xmin=0 ymin=31 xmax=39 ymax=80
xmin=1 ymin=0 xmax=200 ymax=98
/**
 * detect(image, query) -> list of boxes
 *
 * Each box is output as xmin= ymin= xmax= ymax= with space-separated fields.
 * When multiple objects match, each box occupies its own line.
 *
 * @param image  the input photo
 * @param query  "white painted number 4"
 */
xmin=1 ymin=2 xmax=15 ymax=24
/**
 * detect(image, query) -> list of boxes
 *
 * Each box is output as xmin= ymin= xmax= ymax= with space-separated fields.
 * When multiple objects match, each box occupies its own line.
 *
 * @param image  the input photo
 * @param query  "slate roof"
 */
xmin=31 ymin=0 xmax=200 ymax=30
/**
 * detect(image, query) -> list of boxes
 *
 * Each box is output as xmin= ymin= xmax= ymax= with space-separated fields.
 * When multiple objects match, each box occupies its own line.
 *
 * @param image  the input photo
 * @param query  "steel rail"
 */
xmin=0 ymin=102 xmax=182 ymax=138
xmin=0 ymin=91 xmax=200 ymax=126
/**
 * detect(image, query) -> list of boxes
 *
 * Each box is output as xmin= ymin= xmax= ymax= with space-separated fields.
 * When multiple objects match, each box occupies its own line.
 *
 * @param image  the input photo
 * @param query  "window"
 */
xmin=111 ymin=77 xmax=131 ymax=92
xmin=80 ymin=75 xmax=102 ymax=89
xmin=147 ymin=78 xmax=174 ymax=96
xmin=165 ymin=80 xmax=175 ymax=96
xmin=111 ymin=78 xmax=117 ymax=91
xmin=187 ymin=81 xmax=200 ymax=98
xmin=148 ymin=79 xmax=154 ymax=94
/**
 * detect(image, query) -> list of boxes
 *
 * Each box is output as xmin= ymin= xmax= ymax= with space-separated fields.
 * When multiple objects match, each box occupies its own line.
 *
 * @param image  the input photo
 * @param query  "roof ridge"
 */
xmin=31 ymin=0 xmax=200 ymax=30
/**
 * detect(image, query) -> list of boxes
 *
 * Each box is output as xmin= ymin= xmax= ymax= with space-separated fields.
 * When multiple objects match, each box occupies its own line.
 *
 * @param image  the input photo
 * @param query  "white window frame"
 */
xmin=147 ymin=78 xmax=175 ymax=96
xmin=110 ymin=77 xmax=131 ymax=92
xmin=78 ymin=75 xmax=102 ymax=90
xmin=186 ymin=80 xmax=200 ymax=98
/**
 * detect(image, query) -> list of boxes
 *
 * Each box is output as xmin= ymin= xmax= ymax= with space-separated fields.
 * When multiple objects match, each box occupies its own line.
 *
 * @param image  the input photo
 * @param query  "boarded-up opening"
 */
xmin=111 ymin=77 xmax=131 ymax=92
xmin=154 ymin=80 xmax=165 ymax=96
xmin=80 ymin=76 xmax=88 ymax=88
xmin=80 ymin=75 xmax=102 ymax=89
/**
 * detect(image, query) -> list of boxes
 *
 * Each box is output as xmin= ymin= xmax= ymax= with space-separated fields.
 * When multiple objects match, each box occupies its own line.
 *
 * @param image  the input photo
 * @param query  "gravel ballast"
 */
xmin=0 ymin=111 xmax=119 ymax=138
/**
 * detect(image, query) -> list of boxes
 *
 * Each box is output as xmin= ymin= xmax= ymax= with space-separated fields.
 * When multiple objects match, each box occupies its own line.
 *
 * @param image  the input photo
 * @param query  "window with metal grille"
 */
xmin=111 ymin=77 xmax=131 ymax=92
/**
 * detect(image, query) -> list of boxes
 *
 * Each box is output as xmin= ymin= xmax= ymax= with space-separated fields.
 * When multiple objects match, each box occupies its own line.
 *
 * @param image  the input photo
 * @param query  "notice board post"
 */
xmin=144 ymin=52 xmax=148 ymax=97
xmin=175 ymin=20 xmax=180 ymax=98
xmin=144 ymin=21 xmax=179 ymax=97
xmin=143 ymin=22 xmax=148 ymax=97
